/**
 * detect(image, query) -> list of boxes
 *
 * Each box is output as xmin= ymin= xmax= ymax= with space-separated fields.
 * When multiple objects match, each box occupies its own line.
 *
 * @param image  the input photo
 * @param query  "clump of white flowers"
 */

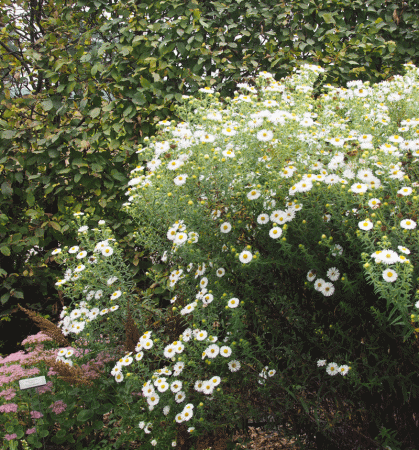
xmin=52 ymin=62 xmax=419 ymax=449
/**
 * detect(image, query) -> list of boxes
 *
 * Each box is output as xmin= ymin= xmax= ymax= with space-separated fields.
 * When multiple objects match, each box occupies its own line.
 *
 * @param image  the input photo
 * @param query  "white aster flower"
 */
xmin=247 ymin=189 xmax=261 ymax=200
xmin=206 ymin=344 xmax=220 ymax=358
xmin=228 ymin=360 xmax=241 ymax=372
xmin=358 ymin=219 xmax=373 ymax=231
xmin=397 ymin=186 xmax=413 ymax=196
xmin=220 ymin=346 xmax=232 ymax=357
xmin=227 ymin=297 xmax=240 ymax=308
xmin=400 ymin=219 xmax=416 ymax=230
xmin=220 ymin=222 xmax=232 ymax=233
xmin=321 ymin=282 xmax=335 ymax=297
xmin=256 ymin=129 xmax=274 ymax=141
xmin=269 ymin=227 xmax=282 ymax=239
xmin=326 ymin=362 xmax=339 ymax=376
xmin=326 ymin=267 xmax=340 ymax=281
xmin=382 ymin=269 xmax=398 ymax=282
xmin=307 ymin=270 xmax=316 ymax=282
xmin=239 ymin=250 xmax=252 ymax=264
xmin=338 ymin=365 xmax=349 ymax=376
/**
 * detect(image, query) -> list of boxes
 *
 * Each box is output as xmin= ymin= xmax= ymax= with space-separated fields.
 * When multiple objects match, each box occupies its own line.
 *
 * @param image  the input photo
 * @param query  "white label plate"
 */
xmin=19 ymin=376 xmax=47 ymax=390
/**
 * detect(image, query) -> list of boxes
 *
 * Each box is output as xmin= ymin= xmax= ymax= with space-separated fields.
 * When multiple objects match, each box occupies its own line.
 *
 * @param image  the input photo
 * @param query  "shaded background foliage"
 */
xmin=1 ymin=0 xmax=418 ymax=356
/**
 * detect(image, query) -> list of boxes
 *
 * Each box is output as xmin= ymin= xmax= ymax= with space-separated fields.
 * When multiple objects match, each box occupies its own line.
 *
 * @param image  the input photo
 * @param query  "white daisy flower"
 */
xmin=358 ymin=220 xmax=373 ymax=231
xmin=398 ymin=246 xmax=410 ymax=254
xmin=228 ymin=297 xmax=240 ymax=308
xmin=143 ymin=339 xmax=154 ymax=350
xmin=167 ymin=159 xmax=183 ymax=170
xmin=209 ymin=376 xmax=221 ymax=386
xmin=397 ymin=186 xmax=413 ymax=196
xmin=247 ymin=189 xmax=261 ymax=200
xmin=174 ymin=174 xmax=188 ymax=186
xmin=307 ymin=270 xmax=316 ymax=282
xmin=68 ymin=246 xmax=79 ymax=254
xmin=175 ymin=391 xmax=186 ymax=403
xmin=182 ymin=409 xmax=193 ymax=421
xmin=202 ymin=382 xmax=214 ymax=395
xmin=51 ymin=248 xmax=62 ymax=255
xmin=257 ymin=214 xmax=270 ymax=224
xmin=206 ymin=344 xmax=220 ymax=358
xmin=256 ymin=129 xmax=274 ymax=141
xmin=220 ymin=346 xmax=232 ymax=357
xmin=351 ymin=183 xmax=368 ymax=194
xmin=222 ymin=127 xmax=237 ymax=136
xmin=194 ymin=380 xmax=204 ymax=392
xmin=382 ymin=269 xmax=398 ymax=282
xmin=174 ymin=232 xmax=188 ymax=245
xmin=170 ymin=381 xmax=182 ymax=393
xmin=400 ymin=219 xmax=416 ymax=230
xmin=228 ymin=360 xmax=241 ymax=372
xmin=76 ymin=251 xmax=87 ymax=259
xmin=314 ymin=278 xmax=326 ymax=291
xmin=239 ymin=250 xmax=252 ymax=264
xmin=326 ymin=362 xmax=339 ymax=376
xmin=269 ymin=227 xmax=282 ymax=239
xmin=321 ymin=282 xmax=335 ymax=297
xmin=368 ymin=198 xmax=381 ymax=209
xmin=111 ymin=290 xmax=121 ymax=300
xmin=317 ymin=360 xmax=326 ymax=367
xmin=326 ymin=267 xmax=340 ymax=281
xmin=338 ymin=365 xmax=349 ymax=376
xmin=147 ymin=393 xmax=160 ymax=406
xmin=220 ymin=222 xmax=232 ymax=233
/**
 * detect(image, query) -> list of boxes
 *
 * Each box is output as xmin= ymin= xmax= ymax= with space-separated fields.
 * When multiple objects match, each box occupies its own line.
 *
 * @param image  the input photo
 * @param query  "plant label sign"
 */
xmin=19 ymin=376 xmax=47 ymax=390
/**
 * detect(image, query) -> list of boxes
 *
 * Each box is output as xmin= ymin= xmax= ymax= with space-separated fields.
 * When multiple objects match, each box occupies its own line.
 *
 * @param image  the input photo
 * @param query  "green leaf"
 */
xmin=27 ymin=191 xmax=35 ymax=207
xmin=12 ymin=291 xmax=24 ymax=299
xmin=1 ymin=292 xmax=10 ymax=305
xmin=132 ymin=91 xmax=146 ymax=105
xmin=77 ymin=409 xmax=94 ymax=422
xmin=80 ymin=53 xmax=91 ymax=62
xmin=55 ymin=430 xmax=66 ymax=438
xmin=111 ymin=170 xmax=126 ymax=182
xmin=89 ymin=108 xmax=101 ymax=118
xmin=49 ymin=222 xmax=61 ymax=231
xmin=93 ymin=420 xmax=104 ymax=430
xmin=25 ymin=209 xmax=39 ymax=218
xmin=1 ymin=129 xmax=16 ymax=139
xmin=140 ymin=77 xmax=151 ymax=89
xmin=322 ymin=12 xmax=335 ymax=24
xmin=74 ymin=173 xmax=82 ymax=183
xmin=41 ymin=99 xmax=54 ymax=111
xmin=0 ymin=246 xmax=11 ymax=256
xmin=1 ymin=181 xmax=13 ymax=197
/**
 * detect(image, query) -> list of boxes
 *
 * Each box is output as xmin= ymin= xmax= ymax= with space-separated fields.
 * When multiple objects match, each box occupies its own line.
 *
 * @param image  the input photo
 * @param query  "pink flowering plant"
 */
xmin=0 ymin=331 xmax=137 ymax=449
xmin=16 ymin=62 xmax=419 ymax=449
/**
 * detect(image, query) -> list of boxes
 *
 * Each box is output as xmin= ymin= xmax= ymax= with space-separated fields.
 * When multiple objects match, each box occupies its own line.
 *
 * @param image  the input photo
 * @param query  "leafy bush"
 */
xmin=4 ymin=62 xmax=419 ymax=450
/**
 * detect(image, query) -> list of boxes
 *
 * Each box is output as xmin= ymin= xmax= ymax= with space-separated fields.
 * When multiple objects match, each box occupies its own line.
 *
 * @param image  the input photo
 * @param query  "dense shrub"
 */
xmin=6 ymin=63 xmax=416 ymax=450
